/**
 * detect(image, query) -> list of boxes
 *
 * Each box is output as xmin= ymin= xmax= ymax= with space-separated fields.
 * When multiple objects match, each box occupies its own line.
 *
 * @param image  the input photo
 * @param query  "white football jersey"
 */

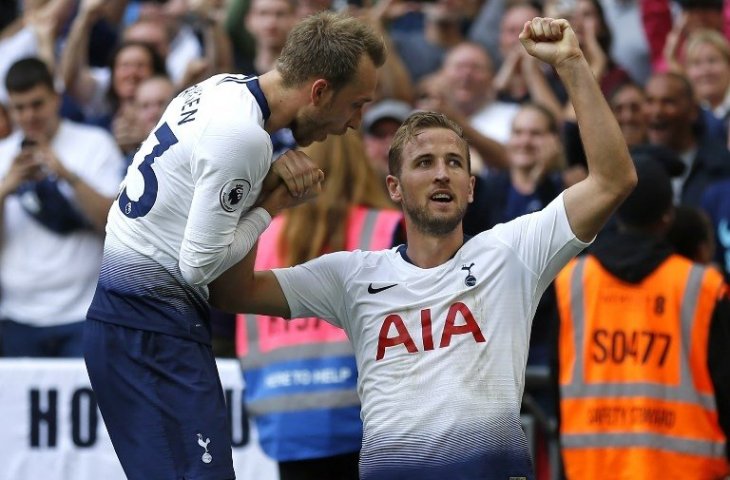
xmin=273 ymin=194 xmax=589 ymax=479
xmin=88 ymin=74 xmax=273 ymax=343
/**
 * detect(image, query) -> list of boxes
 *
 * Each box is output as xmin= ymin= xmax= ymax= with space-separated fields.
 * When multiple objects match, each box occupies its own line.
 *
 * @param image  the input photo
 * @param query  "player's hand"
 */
xmin=269 ymin=150 xmax=324 ymax=198
xmin=258 ymin=179 xmax=323 ymax=217
xmin=519 ymin=17 xmax=582 ymax=69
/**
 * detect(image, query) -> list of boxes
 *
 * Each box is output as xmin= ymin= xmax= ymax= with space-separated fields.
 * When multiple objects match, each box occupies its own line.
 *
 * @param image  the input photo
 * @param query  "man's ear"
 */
xmin=311 ymin=79 xmax=329 ymax=106
xmin=386 ymin=174 xmax=402 ymax=203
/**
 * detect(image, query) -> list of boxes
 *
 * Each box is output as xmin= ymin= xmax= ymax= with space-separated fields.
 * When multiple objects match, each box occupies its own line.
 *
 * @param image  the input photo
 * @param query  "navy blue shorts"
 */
xmin=84 ymin=319 xmax=235 ymax=480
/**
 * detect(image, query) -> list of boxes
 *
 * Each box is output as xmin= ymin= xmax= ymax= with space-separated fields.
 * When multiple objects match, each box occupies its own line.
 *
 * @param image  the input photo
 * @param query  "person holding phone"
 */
xmin=0 ymin=57 xmax=124 ymax=358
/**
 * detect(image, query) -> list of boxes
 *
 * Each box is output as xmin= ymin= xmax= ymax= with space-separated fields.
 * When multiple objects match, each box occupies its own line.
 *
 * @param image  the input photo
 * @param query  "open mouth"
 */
xmin=430 ymin=192 xmax=453 ymax=203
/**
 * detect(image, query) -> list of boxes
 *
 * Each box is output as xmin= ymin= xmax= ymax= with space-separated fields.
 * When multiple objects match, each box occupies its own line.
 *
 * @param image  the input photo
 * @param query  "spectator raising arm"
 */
xmin=58 ymin=0 xmax=106 ymax=105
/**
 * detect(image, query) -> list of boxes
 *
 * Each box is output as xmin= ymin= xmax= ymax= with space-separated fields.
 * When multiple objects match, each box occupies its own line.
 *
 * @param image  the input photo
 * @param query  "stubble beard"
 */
xmin=403 ymin=198 xmax=466 ymax=237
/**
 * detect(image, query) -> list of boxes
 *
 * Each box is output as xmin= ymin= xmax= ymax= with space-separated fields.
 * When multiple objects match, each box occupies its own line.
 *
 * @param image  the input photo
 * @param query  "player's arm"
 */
xmin=520 ymin=18 xmax=637 ymax=242
xmin=209 ymin=242 xmax=292 ymax=317
xmin=179 ymin=127 xmax=322 ymax=287
xmin=208 ymin=178 xmax=321 ymax=317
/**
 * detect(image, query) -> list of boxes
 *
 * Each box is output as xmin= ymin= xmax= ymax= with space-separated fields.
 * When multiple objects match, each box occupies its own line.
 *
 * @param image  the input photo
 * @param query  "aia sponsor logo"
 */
xmin=376 ymin=302 xmax=485 ymax=360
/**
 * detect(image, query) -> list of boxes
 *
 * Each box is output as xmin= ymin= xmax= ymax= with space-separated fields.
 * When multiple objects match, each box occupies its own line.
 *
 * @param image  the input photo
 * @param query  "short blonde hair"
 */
xmin=685 ymin=28 xmax=730 ymax=64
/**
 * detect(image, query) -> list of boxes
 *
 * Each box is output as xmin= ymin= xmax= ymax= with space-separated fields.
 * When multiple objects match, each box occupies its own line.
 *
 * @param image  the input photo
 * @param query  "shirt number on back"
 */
xmin=118 ymin=122 xmax=179 ymax=218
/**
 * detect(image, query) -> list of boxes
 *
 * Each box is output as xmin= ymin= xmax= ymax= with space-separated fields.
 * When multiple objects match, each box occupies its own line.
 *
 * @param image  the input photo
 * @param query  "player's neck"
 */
xmin=257 ymin=70 xmax=308 ymax=134
xmin=404 ymin=225 xmax=465 ymax=269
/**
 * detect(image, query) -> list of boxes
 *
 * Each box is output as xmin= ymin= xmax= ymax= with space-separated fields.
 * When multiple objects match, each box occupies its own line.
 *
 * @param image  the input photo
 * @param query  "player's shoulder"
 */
xmin=465 ymin=225 xmax=512 ymax=250
xmin=314 ymin=248 xmax=393 ymax=273
xmin=202 ymin=79 xmax=267 ymax=136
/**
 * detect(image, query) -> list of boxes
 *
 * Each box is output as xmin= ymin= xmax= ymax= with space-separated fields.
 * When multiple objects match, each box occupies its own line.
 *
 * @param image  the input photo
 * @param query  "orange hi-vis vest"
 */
xmin=556 ymin=254 xmax=729 ymax=480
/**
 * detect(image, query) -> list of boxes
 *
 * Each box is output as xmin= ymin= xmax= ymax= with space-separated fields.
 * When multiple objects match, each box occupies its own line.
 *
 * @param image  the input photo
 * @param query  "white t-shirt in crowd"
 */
xmin=0 ymin=121 xmax=124 ymax=325
xmin=470 ymin=100 xmax=521 ymax=145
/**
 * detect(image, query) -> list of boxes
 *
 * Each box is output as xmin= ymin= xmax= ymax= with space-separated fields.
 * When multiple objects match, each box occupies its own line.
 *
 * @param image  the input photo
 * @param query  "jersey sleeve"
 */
xmin=491 ymin=192 xmax=591 ymax=295
xmin=271 ymin=251 xmax=351 ymax=328
xmin=178 ymin=118 xmax=272 ymax=286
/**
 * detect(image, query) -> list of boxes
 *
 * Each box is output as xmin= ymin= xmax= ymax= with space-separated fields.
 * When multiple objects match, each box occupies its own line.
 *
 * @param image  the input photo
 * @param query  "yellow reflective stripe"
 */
xmin=678 ymin=265 xmax=704 ymax=389
xmin=240 ymin=341 xmax=355 ymax=370
xmin=561 ymin=432 xmax=726 ymax=458
xmin=568 ymin=257 xmax=587 ymax=384
xmin=247 ymin=389 xmax=360 ymax=415
xmin=561 ymin=383 xmax=716 ymax=409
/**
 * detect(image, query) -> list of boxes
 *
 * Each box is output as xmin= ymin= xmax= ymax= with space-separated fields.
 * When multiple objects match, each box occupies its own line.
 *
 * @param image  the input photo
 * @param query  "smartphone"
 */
xmin=21 ymin=138 xmax=37 ymax=149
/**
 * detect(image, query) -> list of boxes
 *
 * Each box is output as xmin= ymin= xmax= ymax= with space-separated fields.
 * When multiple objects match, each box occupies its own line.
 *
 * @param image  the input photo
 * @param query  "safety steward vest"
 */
xmin=556 ymin=254 xmax=729 ymax=480
xmin=236 ymin=206 xmax=402 ymax=461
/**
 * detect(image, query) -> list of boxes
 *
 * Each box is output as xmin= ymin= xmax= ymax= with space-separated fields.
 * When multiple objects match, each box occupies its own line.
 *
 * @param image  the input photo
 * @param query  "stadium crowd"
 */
xmin=0 ymin=0 xmax=729 ymax=478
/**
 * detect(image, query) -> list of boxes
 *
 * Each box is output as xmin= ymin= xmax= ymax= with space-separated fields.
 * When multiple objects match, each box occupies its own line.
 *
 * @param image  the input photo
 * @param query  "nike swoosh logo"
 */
xmin=368 ymin=283 xmax=398 ymax=294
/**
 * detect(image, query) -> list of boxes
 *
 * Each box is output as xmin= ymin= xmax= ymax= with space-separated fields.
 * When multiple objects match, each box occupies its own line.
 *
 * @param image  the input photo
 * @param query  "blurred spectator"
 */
xmin=242 ymin=0 xmax=296 ymax=75
xmin=60 ymin=25 xmax=167 ymax=130
xmin=702 ymin=179 xmax=730 ymax=282
xmin=114 ymin=74 xmax=175 ymax=162
xmin=466 ymin=0 xmax=508 ymax=67
xmin=566 ymin=79 xmax=650 ymax=169
xmin=60 ymin=0 xmax=234 ymax=129
xmin=385 ymin=0 xmax=466 ymax=83
xmin=435 ymin=42 xmax=518 ymax=144
xmin=362 ymin=98 xmax=411 ymax=191
xmin=491 ymin=1 xmax=563 ymax=121
xmin=598 ymin=0 xmax=651 ymax=85
xmin=124 ymin=0 xmax=233 ymax=87
xmin=645 ymin=0 xmax=725 ymax=74
xmin=608 ymin=81 xmax=648 ymax=148
xmin=418 ymin=41 xmax=511 ymax=173
xmin=0 ymin=57 xmax=124 ymax=357
xmin=469 ymin=102 xmax=564 ymax=233
xmin=645 ymin=71 xmax=730 ymax=206
xmin=121 ymin=18 xmax=181 ymax=78
xmin=224 ymin=0 xmax=257 ymax=71
xmin=130 ymin=74 xmax=175 ymax=139
xmin=682 ymin=29 xmax=730 ymax=144
xmin=236 ymin=129 xmax=401 ymax=480
xmin=0 ymin=0 xmax=75 ymax=103
xmin=497 ymin=2 xmax=542 ymax=71
xmin=548 ymin=0 xmax=631 ymax=103
xmin=556 ymin=154 xmax=730 ymax=479
xmin=667 ymin=205 xmax=716 ymax=264
xmin=0 ymin=102 xmax=12 ymax=139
